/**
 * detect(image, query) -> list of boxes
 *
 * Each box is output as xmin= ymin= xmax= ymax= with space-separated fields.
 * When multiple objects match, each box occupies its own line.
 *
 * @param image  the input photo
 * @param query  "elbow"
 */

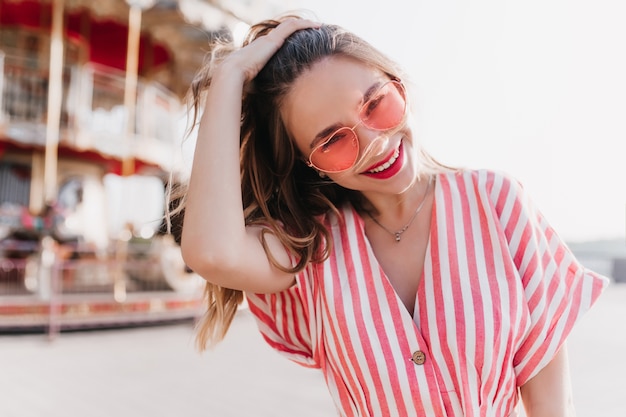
xmin=180 ymin=234 xmax=239 ymax=286
xmin=180 ymin=235 xmax=212 ymax=278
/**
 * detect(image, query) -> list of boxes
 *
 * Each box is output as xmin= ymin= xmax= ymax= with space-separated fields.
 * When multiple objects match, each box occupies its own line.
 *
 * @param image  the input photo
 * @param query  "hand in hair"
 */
xmin=220 ymin=17 xmax=320 ymax=83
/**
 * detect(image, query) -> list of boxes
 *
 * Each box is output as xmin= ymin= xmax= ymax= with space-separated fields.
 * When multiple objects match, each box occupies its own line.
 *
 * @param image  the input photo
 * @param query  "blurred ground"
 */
xmin=1 ymin=284 xmax=624 ymax=417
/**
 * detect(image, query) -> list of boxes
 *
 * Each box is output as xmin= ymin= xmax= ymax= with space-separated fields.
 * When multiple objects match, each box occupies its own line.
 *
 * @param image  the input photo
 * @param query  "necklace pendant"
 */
xmin=367 ymin=176 xmax=434 ymax=244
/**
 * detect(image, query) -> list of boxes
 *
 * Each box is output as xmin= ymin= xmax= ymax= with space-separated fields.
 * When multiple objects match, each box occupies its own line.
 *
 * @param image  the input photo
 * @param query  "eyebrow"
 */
xmin=309 ymin=81 xmax=384 ymax=150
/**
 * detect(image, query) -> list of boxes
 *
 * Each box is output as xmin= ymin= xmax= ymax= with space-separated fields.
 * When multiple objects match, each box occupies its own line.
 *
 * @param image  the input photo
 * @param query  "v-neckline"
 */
xmin=352 ymin=174 xmax=439 ymax=323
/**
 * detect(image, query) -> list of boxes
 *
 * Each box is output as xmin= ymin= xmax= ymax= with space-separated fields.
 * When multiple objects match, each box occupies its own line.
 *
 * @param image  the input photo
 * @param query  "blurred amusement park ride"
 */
xmin=0 ymin=0 xmax=292 ymax=332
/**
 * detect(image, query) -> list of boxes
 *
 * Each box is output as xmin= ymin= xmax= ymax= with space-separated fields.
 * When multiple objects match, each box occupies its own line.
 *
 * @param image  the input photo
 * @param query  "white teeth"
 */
xmin=368 ymin=148 xmax=400 ymax=173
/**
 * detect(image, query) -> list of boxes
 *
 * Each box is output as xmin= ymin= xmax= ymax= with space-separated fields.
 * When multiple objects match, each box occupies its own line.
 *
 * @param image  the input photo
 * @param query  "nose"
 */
xmin=355 ymin=125 xmax=390 ymax=161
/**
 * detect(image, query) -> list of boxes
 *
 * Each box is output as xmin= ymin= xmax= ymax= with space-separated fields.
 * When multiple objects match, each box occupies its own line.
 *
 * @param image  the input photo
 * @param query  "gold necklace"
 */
xmin=367 ymin=176 xmax=433 ymax=243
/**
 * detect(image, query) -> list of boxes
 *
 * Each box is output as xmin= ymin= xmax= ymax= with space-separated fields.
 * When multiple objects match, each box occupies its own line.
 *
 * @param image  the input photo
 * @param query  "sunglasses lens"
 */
xmin=310 ymin=129 xmax=359 ymax=172
xmin=308 ymin=81 xmax=406 ymax=173
xmin=360 ymin=81 xmax=406 ymax=130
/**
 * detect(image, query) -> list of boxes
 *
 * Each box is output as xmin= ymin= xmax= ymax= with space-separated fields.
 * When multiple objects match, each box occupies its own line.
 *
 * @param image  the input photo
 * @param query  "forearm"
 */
xmin=181 ymin=65 xmax=248 ymax=270
xmin=520 ymin=344 xmax=576 ymax=417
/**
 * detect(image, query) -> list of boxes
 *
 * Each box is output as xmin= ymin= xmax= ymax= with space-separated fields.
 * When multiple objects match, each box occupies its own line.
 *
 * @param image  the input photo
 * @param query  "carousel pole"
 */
xmin=32 ymin=0 xmax=66 ymax=307
xmin=43 ymin=0 xmax=65 ymax=207
xmin=122 ymin=0 xmax=154 ymax=176
xmin=122 ymin=2 xmax=141 ymax=177
xmin=114 ymin=0 xmax=154 ymax=303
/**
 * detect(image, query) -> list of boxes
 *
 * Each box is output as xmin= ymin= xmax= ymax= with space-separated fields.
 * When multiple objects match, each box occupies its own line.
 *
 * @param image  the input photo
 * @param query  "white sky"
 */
xmin=278 ymin=0 xmax=626 ymax=243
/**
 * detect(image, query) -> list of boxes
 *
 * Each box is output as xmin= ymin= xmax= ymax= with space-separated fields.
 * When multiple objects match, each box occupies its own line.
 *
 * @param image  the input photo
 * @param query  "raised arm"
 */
xmin=180 ymin=19 xmax=319 ymax=294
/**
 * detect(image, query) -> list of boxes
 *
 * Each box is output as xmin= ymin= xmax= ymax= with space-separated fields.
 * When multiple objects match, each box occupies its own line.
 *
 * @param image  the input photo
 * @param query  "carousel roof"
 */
xmin=0 ymin=0 xmax=291 ymax=97
xmin=0 ymin=0 xmax=295 ymax=177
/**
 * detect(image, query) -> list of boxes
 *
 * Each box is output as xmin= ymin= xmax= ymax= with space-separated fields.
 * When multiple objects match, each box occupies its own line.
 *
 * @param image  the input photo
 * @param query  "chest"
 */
xmin=364 ymin=208 xmax=432 ymax=315
xmin=369 ymin=238 xmax=428 ymax=315
xmin=315 ymin=216 xmax=524 ymax=415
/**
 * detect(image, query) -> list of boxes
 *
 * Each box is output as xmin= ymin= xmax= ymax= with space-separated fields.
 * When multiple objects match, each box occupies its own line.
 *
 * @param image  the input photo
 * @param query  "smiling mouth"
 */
xmin=366 ymin=146 xmax=400 ymax=173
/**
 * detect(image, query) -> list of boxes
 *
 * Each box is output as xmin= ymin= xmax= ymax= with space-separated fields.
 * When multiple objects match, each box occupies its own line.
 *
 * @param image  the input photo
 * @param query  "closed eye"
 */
xmin=320 ymin=130 xmax=350 ymax=152
xmin=361 ymin=91 xmax=386 ymax=119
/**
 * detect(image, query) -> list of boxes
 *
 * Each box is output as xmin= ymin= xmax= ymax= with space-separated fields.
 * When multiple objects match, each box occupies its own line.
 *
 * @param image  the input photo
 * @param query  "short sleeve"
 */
xmin=493 ymin=173 xmax=610 ymax=386
xmin=245 ymin=267 xmax=319 ymax=368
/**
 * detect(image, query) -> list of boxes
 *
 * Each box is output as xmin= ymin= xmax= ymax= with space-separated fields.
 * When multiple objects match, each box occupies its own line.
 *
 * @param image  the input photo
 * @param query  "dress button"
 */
xmin=411 ymin=350 xmax=426 ymax=365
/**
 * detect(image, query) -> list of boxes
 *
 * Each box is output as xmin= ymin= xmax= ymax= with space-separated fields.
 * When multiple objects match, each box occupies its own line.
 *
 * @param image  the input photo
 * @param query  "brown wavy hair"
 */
xmin=168 ymin=12 xmax=447 ymax=350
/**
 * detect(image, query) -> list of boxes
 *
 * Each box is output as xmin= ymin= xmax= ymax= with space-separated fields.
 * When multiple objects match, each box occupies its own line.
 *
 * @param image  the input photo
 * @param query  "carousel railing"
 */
xmin=0 ymin=235 xmax=202 ymax=297
xmin=0 ymin=234 xmax=204 ymax=336
xmin=0 ymin=48 xmax=182 ymax=171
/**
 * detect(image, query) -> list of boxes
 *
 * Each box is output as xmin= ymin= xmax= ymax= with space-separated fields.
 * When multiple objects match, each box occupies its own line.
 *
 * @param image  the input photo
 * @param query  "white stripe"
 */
xmin=475 ymin=170 xmax=516 ymax=409
xmin=342 ymin=209 xmax=385 ymax=414
xmin=428 ymin=176 xmax=456 ymax=391
xmin=329 ymin=212 xmax=375 ymax=413
xmin=448 ymin=174 xmax=476 ymax=402
xmin=360 ymin=222 xmax=410 ymax=412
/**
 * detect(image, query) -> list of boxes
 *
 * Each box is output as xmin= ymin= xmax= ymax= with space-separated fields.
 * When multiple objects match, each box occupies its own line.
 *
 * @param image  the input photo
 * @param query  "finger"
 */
xmin=263 ymin=18 xmax=321 ymax=47
xmin=276 ymin=18 xmax=321 ymax=35
xmin=235 ymin=18 xmax=321 ymax=81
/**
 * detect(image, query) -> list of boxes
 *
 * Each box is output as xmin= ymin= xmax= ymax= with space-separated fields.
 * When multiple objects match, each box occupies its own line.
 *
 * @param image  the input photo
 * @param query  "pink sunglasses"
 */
xmin=307 ymin=79 xmax=407 ymax=173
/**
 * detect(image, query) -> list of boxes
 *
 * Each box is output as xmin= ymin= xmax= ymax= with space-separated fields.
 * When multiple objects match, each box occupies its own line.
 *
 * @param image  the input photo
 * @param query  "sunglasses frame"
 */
xmin=306 ymin=79 xmax=407 ymax=174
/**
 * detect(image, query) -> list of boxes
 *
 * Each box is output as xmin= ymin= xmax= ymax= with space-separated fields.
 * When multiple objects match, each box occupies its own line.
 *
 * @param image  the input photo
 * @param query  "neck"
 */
xmin=363 ymin=175 xmax=433 ymax=243
xmin=365 ymin=175 xmax=433 ymax=223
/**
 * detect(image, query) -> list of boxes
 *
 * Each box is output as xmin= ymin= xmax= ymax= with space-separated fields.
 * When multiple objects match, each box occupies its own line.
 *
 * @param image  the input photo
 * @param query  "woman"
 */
xmin=174 ymin=12 xmax=608 ymax=416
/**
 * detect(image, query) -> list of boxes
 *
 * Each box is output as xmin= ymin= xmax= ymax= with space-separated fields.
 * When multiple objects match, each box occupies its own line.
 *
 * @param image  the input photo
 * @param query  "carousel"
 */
xmin=0 ymin=0 xmax=286 ymax=332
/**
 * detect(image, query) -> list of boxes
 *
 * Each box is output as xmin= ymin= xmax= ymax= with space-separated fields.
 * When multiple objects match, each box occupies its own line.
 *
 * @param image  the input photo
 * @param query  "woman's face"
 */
xmin=280 ymin=55 xmax=419 ymax=195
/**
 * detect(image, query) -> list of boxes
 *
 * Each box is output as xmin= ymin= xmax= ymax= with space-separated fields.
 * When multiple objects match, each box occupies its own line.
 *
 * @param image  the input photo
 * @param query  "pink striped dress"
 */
xmin=246 ymin=169 xmax=609 ymax=416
